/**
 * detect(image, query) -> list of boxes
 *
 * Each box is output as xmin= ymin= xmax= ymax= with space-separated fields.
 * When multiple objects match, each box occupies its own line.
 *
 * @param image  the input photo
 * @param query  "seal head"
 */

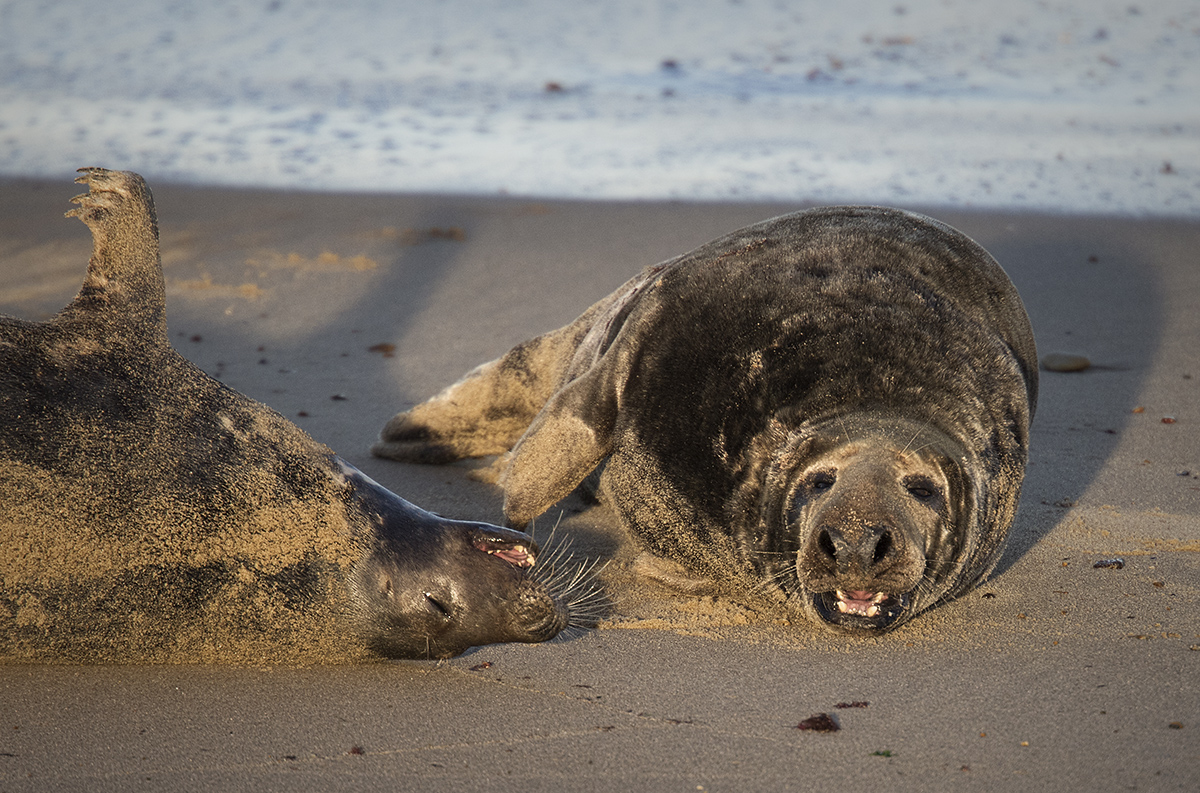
xmin=339 ymin=463 xmax=568 ymax=658
xmin=742 ymin=415 xmax=975 ymax=633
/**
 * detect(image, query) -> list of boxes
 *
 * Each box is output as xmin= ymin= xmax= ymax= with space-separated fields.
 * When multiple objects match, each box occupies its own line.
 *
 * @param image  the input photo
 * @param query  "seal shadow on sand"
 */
xmin=954 ymin=217 xmax=1163 ymax=577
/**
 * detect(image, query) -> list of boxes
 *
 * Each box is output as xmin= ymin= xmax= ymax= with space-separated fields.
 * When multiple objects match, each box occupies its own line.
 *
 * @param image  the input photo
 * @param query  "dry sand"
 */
xmin=0 ymin=176 xmax=1197 ymax=790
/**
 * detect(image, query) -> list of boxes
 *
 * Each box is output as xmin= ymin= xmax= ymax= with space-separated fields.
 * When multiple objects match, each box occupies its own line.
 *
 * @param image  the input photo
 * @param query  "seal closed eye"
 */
xmin=0 ymin=168 xmax=597 ymax=663
xmin=373 ymin=206 xmax=1037 ymax=634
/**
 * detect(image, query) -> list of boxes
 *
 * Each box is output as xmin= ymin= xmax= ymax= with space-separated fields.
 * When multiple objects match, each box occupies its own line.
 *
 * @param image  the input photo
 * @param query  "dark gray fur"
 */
xmin=374 ymin=207 xmax=1037 ymax=633
xmin=0 ymin=169 xmax=570 ymax=662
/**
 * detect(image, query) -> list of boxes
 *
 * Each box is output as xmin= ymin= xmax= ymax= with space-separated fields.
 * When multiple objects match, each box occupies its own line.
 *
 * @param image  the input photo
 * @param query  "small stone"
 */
xmin=797 ymin=713 xmax=839 ymax=732
xmin=1041 ymin=353 xmax=1090 ymax=372
xmin=367 ymin=343 xmax=396 ymax=358
xmin=1093 ymin=558 xmax=1124 ymax=570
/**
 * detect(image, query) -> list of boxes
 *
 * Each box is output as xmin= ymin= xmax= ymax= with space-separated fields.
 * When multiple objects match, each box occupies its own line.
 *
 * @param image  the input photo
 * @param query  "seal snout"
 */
xmin=810 ymin=521 xmax=905 ymax=580
xmin=803 ymin=521 xmax=913 ymax=625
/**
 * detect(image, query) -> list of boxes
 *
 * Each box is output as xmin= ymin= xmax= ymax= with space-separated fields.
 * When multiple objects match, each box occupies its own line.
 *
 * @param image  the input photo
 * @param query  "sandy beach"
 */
xmin=0 ymin=176 xmax=1196 ymax=790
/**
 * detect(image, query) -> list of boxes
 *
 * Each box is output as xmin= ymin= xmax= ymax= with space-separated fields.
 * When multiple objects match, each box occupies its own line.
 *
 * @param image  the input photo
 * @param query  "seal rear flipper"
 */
xmin=501 ymin=366 xmax=617 ymax=529
xmin=61 ymin=168 xmax=167 ymax=341
xmin=372 ymin=321 xmax=594 ymax=463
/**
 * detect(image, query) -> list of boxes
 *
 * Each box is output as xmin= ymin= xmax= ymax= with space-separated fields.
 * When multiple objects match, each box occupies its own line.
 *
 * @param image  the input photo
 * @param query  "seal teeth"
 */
xmin=486 ymin=544 xmax=535 ymax=568
xmin=835 ymin=589 xmax=889 ymax=617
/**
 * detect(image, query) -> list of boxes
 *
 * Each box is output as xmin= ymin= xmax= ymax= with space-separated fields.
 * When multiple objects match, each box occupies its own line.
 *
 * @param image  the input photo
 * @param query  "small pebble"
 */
xmin=797 ymin=713 xmax=839 ymax=732
xmin=1041 ymin=353 xmax=1090 ymax=372
xmin=1093 ymin=558 xmax=1125 ymax=570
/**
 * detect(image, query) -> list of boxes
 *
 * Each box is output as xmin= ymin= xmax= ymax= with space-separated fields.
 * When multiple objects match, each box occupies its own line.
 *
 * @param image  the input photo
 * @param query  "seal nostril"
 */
xmin=818 ymin=529 xmax=837 ymax=560
xmin=873 ymin=530 xmax=893 ymax=565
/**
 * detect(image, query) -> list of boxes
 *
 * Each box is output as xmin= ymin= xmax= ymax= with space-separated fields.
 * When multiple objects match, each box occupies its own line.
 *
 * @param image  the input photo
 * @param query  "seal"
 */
xmin=0 ymin=168 xmax=595 ymax=662
xmin=373 ymin=206 xmax=1038 ymax=633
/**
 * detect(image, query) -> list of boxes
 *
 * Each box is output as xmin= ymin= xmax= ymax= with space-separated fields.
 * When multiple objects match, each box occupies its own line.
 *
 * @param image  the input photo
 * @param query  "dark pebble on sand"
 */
xmin=797 ymin=713 xmax=839 ymax=732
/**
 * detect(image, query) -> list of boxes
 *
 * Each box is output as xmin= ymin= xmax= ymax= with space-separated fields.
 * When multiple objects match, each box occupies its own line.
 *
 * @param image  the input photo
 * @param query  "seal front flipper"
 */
xmin=501 ymin=364 xmax=616 ymax=529
xmin=62 ymin=168 xmax=167 ymax=340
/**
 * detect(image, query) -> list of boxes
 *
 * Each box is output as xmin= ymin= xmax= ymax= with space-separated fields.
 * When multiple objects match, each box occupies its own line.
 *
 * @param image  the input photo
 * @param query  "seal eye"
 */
xmin=807 ymin=471 xmax=836 ymax=493
xmin=423 ymin=592 xmax=451 ymax=619
xmin=904 ymin=477 xmax=938 ymax=501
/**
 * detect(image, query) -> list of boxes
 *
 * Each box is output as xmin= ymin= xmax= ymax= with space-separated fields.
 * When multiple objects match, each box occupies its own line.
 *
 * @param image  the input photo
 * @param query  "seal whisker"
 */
xmin=899 ymin=416 xmax=935 ymax=458
xmin=525 ymin=525 xmax=610 ymax=629
xmin=836 ymin=415 xmax=852 ymax=446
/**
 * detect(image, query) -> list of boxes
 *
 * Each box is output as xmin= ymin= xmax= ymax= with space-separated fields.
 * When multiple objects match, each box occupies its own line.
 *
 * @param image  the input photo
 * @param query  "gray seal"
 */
xmin=0 ymin=168 xmax=590 ymax=662
xmin=373 ymin=206 xmax=1037 ymax=633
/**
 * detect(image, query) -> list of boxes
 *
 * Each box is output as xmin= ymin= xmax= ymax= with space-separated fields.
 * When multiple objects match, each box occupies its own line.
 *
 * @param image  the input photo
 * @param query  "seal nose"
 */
xmin=810 ymin=523 xmax=899 ymax=577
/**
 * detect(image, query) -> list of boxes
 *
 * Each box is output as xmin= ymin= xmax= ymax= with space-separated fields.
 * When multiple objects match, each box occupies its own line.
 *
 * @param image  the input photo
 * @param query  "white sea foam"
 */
xmin=1 ymin=0 xmax=1197 ymax=215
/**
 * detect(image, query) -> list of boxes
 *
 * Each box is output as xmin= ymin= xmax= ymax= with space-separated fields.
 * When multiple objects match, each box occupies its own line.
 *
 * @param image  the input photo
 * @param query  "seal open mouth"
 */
xmin=475 ymin=538 xmax=536 ymax=568
xmin=811 ymin=589 xmax=910 ymax=630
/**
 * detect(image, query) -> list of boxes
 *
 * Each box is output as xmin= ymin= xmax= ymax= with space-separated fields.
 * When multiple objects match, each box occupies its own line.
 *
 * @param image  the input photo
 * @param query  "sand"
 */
xmin=0 ymin=176 xmax=1197 ymax=790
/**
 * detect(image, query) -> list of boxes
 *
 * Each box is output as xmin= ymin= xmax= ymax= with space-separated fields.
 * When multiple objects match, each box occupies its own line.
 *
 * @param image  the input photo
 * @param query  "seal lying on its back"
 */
xmin=0 ymin=168 xmax=586 ymax=662
xmin=373 ymin=207 xmax=1038 ymax=633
